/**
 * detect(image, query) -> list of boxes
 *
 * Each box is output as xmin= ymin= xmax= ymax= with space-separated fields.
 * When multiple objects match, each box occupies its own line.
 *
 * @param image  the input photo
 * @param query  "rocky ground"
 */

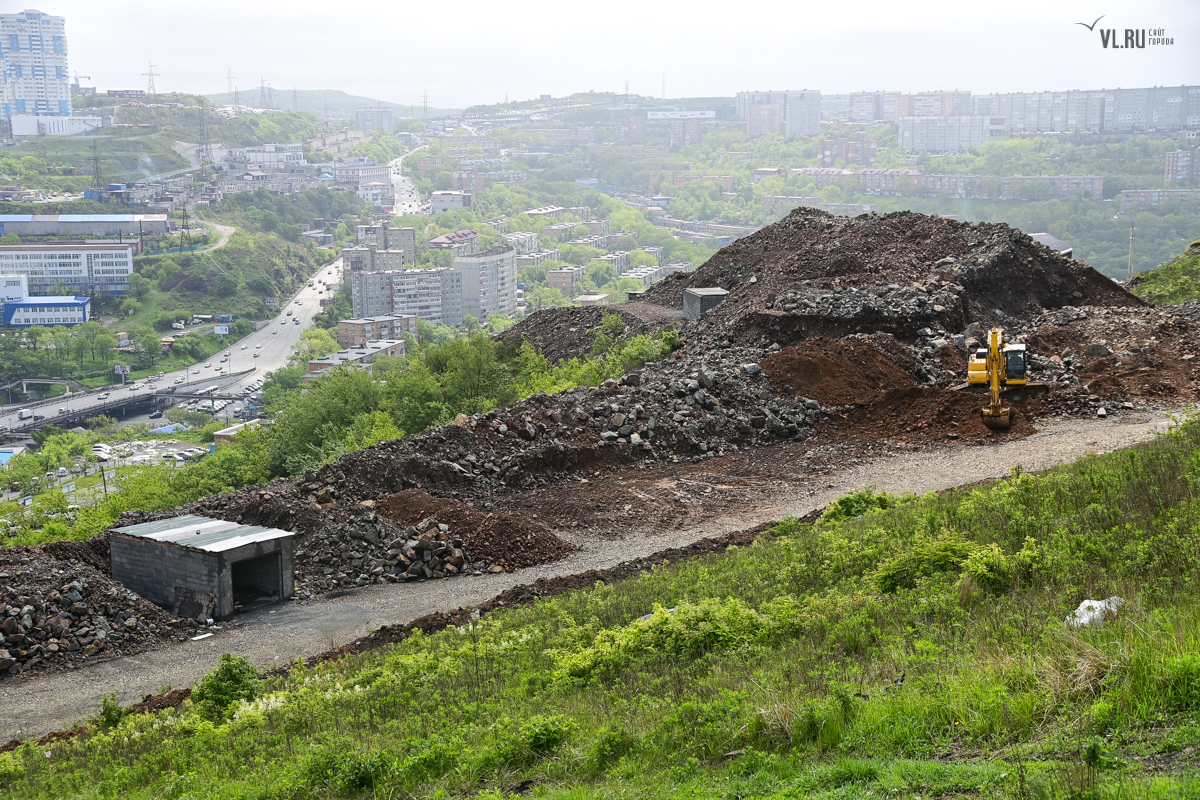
xmin=5 ymin=208 xmax=1200 ymax=681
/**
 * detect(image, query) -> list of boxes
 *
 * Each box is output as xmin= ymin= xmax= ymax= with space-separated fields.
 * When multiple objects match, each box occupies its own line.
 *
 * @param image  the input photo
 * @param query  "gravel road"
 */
xmin=0 ymin=411 xmax=1171 ymax=741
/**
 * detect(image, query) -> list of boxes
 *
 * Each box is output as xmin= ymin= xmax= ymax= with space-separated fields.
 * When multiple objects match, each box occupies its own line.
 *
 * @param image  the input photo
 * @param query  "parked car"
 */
xmin=56 ymin=467 xmax=68 ymax=477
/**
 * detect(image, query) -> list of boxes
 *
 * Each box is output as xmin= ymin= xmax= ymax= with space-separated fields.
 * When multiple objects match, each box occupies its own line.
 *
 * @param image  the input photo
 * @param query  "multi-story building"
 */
xmin=791 ymin=167 xmax=855 ymax=189
xmin=857 ymin=168 xmax=923 ymax=195
xmin=356 ymin=224 xmax=416 ymax=265
xmin=620 ymin=266 xmax=662 ymax=287
xmin=848 ymin=91 xmax=900 ymax=123
xmin=568 ymin=234 xmax=608 ymax=249
xmin=583 ymin=219 xmax=610 ymax=237
xmin=0 ymin=9 xmax=71 ymax=119
xmin=307 ymin=339 xmax=407 ymax=376
xmin=428 ymin=230 xmax=479 ymax=256
xmin=455 ymin=246 xmax=516 ymax=319
xmin=0 ymin=213 xmax=168 ymax=237
xmin=638 ymin=245 xmax=665 ymax=264
xmin=333 ymin=161 xmax=389 ymax=185
xmin=972 ymin=86 xmax=1200 ymax=133
xmin=615 ymin=116 xmax=645 ymax=144
xmin=1166 ymin=149 xmax=1200 ymax=184
xmin=896 ymin=91 xmax=972 ymax=118
xmin=538 ymin=222 xmax=576 ymax=241
xmin=737 ymin=90 xmax=822 ymax=137
xmin=341 ymin=243 xmax=411 ymax=275
xmin=0 ymin=243 xmax=134 ymax=295
xmin=0 ymin=273 xmax=28 ymax=302
xmin=337 ymin=314 xmax=418 ymax=347
xmin=391 ymin=268 xmax=463 ymax=326
xmin=526 ymin=206 xmax=565 ymax=220
xmin=547 ymin=265 xmax=586 ymax=297
xmin=817 ymin=138 xmax=877 ymax=167
xmin=898 ymin=115 xmax=1007 ymax=154
xmin=348 ymin=269 xmax=397 ymax=317
xmin=357 ymin=181 xmax=393 ymax=207
xmin=669 ymin=118 xmax=702 ymax=147
xmin=431 ymin=191 xmax=471 ymax=213
xmin=2 ymin=294 xmax=90 ymax=327
xmin=515 ymin=249 xmax=559 ymax=268
xmin=354 ymin=107 xmax=394 ymax=133
xmin=662 ymin=262 xmax=694 ymax=275
xmin=238 ymin=143 xmax=306 ymax=170
xmin=504 ymin=231 xmax=538 ymax=254
xmin=596 ymin=251 xmax=630 ymax=270
xmin=1119 ymin=189 xmax=1200 ymax=213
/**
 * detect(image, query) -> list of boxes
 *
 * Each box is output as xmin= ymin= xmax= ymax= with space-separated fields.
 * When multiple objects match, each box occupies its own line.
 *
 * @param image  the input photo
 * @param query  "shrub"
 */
xmin=874 ymin=528 xmax=978 ymax=593
xmin=90 ymin=694 xmax=124 ymax=730
xmin=820 ymin=487 xmax=896 ymax=523
xmin=191 ymin=653 xmax=262 ymax=721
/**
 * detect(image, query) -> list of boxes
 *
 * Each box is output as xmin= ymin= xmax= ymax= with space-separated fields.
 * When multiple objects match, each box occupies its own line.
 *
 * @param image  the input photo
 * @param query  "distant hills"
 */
xmin=203 ymin=89 xmax=462 ymax=119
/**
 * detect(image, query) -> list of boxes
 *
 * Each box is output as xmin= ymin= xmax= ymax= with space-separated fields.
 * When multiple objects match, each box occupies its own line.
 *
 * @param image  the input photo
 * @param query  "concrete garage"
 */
xmin=110 ymin=515 xmax=294 ymax=621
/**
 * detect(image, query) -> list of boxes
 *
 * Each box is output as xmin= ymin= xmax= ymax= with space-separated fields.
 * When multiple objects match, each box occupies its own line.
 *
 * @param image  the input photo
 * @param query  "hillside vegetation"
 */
xmin=1129 ymin=240 xmax=1200 ymax=306
xmin=5 ymin=414 xmax=1200 ymax=798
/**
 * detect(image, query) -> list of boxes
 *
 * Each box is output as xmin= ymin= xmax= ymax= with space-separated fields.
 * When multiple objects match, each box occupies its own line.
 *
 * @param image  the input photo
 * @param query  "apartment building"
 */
xmin=337 ymin=314 xmax=418 ymax=347
xmin=620 ymin=266 xmax=662 ymax=287
xmin=504 ymin=231 xmax=538 ymax=254
xmin=1119 ymin=189 xmax=1200 ymax=213
xmin=391 ymin=268 xmax=463 ymax=326
xmin=526 ymin=206 xmax=565 ymax=219
xmin=455 ymin=246 xmax=517 ymax=319
xmin=817 ymin=138 xmax=877 ymax=167
xmin=596 ymin=251 xmax=630 ymax=270
xmin=638 ymin=245 xmax=664 ymax=265
xmin=538 ymin=222 xmax=577 ymax=241
xmin=356 ymin=224 xmax=416 ymax=263
xmin=348 ymin=269 xmax=397 ymax=317
xmin=0 ymin=9 xmax=71 ymax=119
xmin=898 ymin=115 xmax=1007 ymax=154
xmin=0 ymin=243 xmax=134 ymax=295
xmin=428 ymin=230 xmax=479 ymax=256
xmin=848 ymin=91 xmax=900 ymax=123
xmin=737 ymin=90 xmax=822 ymax=137
xmin=239 ymin=143 xmax=306 ymax=170
xmin=515 ymin=249 xmax=560 ymax=268
xmin=972 ymin=86 xmax=1200 ymax=133
xmin=1166 ymin=149 xmax=1200 ymax=184
xmin=857 ymin=169 xmax=923 ymax=195
xmin=333 ymin=161 xmax=389 ymax=185
xmin=354 ymin=107 xmax=394 ymax=133
xmin=431 ymin=191 xmax=471 ymax=213
xmin=547 ymin=265 xmax=586 ymax=297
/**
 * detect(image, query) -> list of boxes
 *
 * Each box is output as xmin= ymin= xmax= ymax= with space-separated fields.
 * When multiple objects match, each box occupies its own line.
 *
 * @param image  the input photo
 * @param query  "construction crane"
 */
xmin=966 ymin=327 xmax=1032 ymax=430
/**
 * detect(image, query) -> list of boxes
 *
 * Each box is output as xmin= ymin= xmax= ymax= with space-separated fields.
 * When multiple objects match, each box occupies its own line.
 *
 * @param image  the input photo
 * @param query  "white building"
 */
xmin=0 ymin=243 xmax=134 ymax=295
xmin=10 ymin=113 xmax=100 ymax=136
xmin=357 ymin=180 xmax=393 ymax=207
xmin=0 ymin=9 xmax=71 ymax=119
xmin=391 ymin=268 xmax=463 ymax=327
xmin=503 ymin=231 xmax=538 ymax=254
xmin=236 ymin=143 xmax=306 ymax=170
xmin=0 ymin=273 xmax=28 ymax=302
xmin=431 ymin=191 xmax=470 ymax=213
xmin=455 ymin=246 xmax=517 ymax=319
xmin=2 ymin=294 xmax=90 ymax=327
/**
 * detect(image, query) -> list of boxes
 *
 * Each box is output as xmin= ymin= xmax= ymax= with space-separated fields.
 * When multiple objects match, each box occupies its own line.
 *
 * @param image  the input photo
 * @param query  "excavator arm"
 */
xmin=981 ymin=327 xmax=1011 ymax=430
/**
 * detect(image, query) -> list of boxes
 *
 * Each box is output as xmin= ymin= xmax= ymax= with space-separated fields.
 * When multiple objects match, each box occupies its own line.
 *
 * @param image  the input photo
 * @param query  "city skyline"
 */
xmin=35 ymin=0 xmax=1200 ymax=109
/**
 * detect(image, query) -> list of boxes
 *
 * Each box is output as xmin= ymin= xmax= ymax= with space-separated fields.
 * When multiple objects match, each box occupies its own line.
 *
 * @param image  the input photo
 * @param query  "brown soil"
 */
xmin=375 ymin=489 xmax=579 ymax=570
xmin=761 ymin=338 xmax=918 ymax=406
xmin=830 ymin=385 xmax=1041 ymax=443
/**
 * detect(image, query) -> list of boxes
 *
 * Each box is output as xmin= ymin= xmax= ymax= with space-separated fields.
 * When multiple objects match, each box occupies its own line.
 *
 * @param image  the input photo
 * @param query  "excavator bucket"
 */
xmin=982 ymin=406 xmax=1011 ymax=430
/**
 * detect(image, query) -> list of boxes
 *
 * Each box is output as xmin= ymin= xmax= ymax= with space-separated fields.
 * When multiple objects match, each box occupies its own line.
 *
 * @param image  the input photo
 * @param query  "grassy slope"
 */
xmin=5 ymin=420 xmax=1200 ymax=798
xmin=1129 ymin=240 xmax=1200 ymax=305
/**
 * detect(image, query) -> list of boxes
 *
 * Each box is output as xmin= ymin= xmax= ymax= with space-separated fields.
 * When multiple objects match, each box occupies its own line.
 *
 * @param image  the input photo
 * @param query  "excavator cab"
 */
xmin=1003 ymin=344 xmax=1027 ymax=384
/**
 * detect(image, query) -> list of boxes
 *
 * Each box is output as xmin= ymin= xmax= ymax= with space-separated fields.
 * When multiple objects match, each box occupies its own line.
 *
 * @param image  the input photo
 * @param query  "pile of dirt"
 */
xmin=0 ymin=547 xmax=193 ymax=678
xmin=376 ymin=489 xmax=578 ymax=570
xmin=640 ymin=209 xmax=1140 ymax=344
xmin=497 ymin=305 xmax=651 ymax=365
xmin=761 ymin=337 xmax=919 ymax=407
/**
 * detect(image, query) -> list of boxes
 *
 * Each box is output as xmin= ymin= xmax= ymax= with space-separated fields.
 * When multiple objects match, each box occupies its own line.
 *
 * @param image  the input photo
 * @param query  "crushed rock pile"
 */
xmin=496 ymin=305 xmax=655 ymax=365
xmin=293 ymin=514 xmax=492 ymax=596
xmin=376 ymin=489 xmax=578 ymax=570
xmin=638 ymin=209 xmax=1139 ymax=343
xmin=0 ymin=546 xmax=193 ymax=678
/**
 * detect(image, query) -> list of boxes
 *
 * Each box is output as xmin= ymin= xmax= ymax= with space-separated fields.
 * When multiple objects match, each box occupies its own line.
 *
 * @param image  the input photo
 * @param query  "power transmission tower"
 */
xmin=226 ymin=67 xmax=235 ymax=95
xmin=267 ymin=83 xmax=274 ymax=109
xmin=259 ymin=78 xmax=267 ymax=109
xmin=421 ymin=90 xmax=429 ymax=119
xmin=179 ymin=209 xmax=192 ymax=251
xmin=89 ymin=138 xmax=104 ymax=189
xmin=292 ymin=85 xmax=298 ymax=111
xmin=196 ymin=106 xmax=211 ymax=180
xmin=143 ymin=61 xmax=159 ymax=97
xmin=1127 ymin=224 xmax=1136 ymax=281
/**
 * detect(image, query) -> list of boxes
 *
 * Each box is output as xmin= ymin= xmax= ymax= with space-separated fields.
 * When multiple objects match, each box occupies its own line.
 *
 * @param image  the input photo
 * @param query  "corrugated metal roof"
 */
xmin=113 ymin=515 xmax=292 ymax=554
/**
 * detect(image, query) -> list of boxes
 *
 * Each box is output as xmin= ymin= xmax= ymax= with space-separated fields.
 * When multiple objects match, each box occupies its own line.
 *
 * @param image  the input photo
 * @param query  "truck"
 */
xmin=17 ymin=409 xmax=33 ymax=420
xmin=216 ymin=314 xmax=234 ymax=323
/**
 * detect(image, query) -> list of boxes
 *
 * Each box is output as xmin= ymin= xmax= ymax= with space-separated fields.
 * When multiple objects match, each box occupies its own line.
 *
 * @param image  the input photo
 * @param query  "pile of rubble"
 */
xmin=496 ymin=305 xmax=653 ymax=364
xmin=293 ymin=515 xmax=491 ymax=596
xmin=0 ymin=547 xmax=191 ymax=677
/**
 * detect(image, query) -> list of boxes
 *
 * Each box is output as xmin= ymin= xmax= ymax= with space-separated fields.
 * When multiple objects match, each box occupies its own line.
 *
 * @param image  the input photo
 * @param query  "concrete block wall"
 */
xmin=110 ymin=536 xmax=220 ymax=611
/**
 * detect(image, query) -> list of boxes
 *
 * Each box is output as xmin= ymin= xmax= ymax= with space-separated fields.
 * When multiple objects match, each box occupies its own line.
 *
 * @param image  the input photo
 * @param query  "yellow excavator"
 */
xmin=965 ymin=327 xmax=1037 ymax=430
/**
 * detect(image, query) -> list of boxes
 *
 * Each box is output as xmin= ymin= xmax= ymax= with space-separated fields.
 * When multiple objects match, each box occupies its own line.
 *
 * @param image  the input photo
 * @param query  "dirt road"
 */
xmin=0 ymin=411 xmax=1171 ymax=741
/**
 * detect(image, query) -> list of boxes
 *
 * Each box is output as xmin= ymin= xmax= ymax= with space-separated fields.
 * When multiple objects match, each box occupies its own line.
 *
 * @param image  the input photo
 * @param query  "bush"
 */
xmin=90 ymin=694 xmax=124 ymax=729
xmin=874 ymin=528 xmax=978 ymax=593
xmin=820 ymin=487 xmax=895 ymax=523
xmin=191 ymin=653 xmax=262 ymax=721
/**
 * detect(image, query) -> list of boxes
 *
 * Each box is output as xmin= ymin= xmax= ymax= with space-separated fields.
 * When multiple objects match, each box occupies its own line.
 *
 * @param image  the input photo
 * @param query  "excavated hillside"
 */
xmin=7 ymin=209 xmax=1200 ymax=680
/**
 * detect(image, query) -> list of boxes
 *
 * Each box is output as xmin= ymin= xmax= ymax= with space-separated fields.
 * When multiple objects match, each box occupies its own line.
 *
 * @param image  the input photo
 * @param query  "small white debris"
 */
xmin=190 ymin=632 xmax=215 ymax=641
xmin=1096 ymin=407 xmax=1107 ymax=418
xmin=1067 ymin=596 xmax=1124 ymax=628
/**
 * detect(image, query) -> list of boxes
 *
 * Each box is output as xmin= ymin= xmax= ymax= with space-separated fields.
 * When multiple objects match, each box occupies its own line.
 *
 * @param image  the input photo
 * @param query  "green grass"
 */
xmin=1129 ymin=240 xmax=1200 ymax=305
xmin=5 ymin=413 xmax=1200 ymax=798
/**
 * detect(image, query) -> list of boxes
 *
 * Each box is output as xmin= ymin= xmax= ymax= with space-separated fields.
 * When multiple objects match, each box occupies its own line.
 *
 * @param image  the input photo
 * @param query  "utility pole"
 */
xmin=1127 ymin=224 xmax=1136 ymax=281
xmin=143 ymin=61 xmax=159 ymax=97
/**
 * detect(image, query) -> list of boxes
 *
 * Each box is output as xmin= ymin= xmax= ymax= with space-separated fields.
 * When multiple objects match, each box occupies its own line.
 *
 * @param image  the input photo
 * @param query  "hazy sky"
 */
xmin=44 ymin=0 xmax=1200 ymax=108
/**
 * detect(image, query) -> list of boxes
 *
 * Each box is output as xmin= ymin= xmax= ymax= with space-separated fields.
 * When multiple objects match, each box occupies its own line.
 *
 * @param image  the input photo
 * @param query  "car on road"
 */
xmin=33 ymin=414 xmax=44 ymax=421
xmin=174 ymin=377 xmax=185 ymax=384
xmin=128 ymin=384 xmax=139 ymax=391
xmin=253 ymin=352 xmax=260 ymax=358
xmin=97 ymin=393 xmax=109 ymax=400
xmin=56 ymin=467 xmax=68 ymax=477
xmin=255 ymin=343 xmax=262 ymax=349
xmin=204 ymin=363 xmax=212 ymax=368
xmin=272 ymin=329 xmax=278 ymax=334
xmin=58 ymin=407 xmax=68 ymax=414
xmin=192 ymin=369 xmax=200 ymax=374
xmin=45 ymin=471 xmax=54 ymax=480
xmin=241 ymin=344 xmax=247 ymax=349
xmin=149 ymin=410 xmax=163 ymax=419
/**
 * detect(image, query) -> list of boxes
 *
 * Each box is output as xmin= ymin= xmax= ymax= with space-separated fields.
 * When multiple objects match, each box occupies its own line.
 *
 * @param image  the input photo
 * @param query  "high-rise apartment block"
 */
xmin=1165 ymin=149 xmax=1199 ymax=184
xmin=354 ymin=107 xmax=394 ymax=133
xmin=1 ymin=9 xmax=71 ymax=119
xmin=455 ymin=246 xmax=517 ymax=319
xmin=348 ymin=267 xmax=463 ymax=326
xmin=898 ymin=115 xmax=1007 ymax=154
xmin=736 ymin=90 xmax=822 ymax=137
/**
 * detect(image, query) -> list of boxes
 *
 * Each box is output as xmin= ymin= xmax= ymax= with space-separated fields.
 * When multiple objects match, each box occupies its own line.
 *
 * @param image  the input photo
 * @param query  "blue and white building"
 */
xmin=0 ymin=9 xmax=71 ymax=120
xmin=2 ymin=294 xmax=90 ymax=327
xmin=0 ymin=243 xmax=135 ymax=295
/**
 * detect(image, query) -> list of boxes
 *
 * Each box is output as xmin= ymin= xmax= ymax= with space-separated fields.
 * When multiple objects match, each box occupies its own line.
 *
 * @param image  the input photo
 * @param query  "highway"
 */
xmin=0 ymin=258 xmax=343 ymax=434
xmin=388 ymin=156 xmax=421 ymax=216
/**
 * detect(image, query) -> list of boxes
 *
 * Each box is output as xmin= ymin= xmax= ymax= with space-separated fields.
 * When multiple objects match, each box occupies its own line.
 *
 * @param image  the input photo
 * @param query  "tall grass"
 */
xmin=5 ymin=417 xmax=1200 ymax=798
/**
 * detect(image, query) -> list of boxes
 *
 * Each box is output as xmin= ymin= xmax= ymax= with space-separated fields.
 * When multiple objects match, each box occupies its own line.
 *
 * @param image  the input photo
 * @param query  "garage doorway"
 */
xmin=231 ymin=551 xmax=282 ymax=610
